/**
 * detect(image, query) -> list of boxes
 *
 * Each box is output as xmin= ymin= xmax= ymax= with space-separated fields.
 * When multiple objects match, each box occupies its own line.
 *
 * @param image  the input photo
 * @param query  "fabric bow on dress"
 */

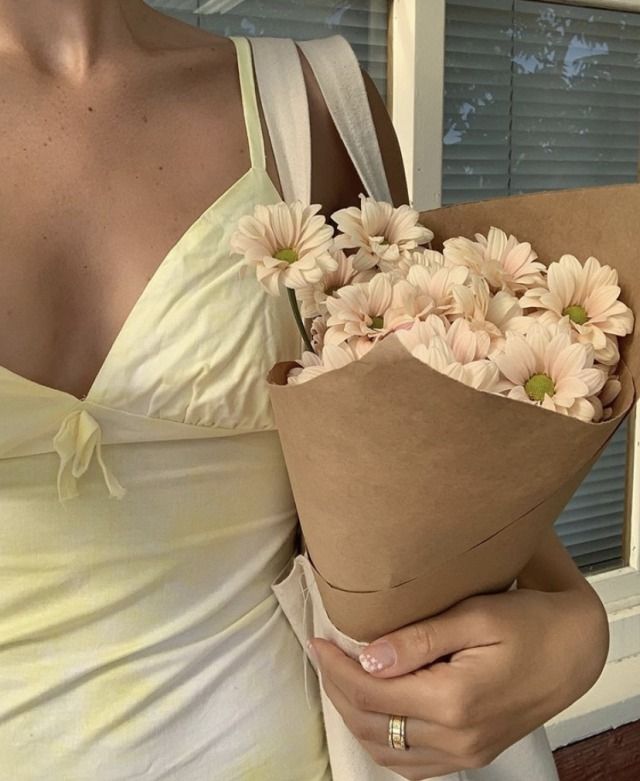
xmin=52 ymin=408 xmax=126 ymax=502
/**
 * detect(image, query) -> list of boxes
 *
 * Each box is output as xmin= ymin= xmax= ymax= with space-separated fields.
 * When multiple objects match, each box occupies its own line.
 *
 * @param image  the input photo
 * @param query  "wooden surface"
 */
xmin=553 ymin=719 xmax=640 ymax=780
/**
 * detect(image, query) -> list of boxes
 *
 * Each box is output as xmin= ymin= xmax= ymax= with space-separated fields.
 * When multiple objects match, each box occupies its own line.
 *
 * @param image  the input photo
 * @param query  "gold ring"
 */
xmin=387 ymin=714 xmax=408 ymax=750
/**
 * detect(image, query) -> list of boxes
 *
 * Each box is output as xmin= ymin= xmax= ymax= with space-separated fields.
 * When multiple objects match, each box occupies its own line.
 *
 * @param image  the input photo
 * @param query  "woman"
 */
xmin=0 ymin=1 xmax=609 ymax=779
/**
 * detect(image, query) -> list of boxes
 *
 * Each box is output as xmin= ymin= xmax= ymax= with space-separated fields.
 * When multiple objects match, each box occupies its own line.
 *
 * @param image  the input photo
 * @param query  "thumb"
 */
xmin=358 ymin=597 xmax=494 ymax=677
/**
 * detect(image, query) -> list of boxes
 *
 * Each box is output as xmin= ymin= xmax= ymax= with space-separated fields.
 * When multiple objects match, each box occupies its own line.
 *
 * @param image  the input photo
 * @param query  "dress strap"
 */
xmin=296 ymin=36 xmax=393 ymax=204
xmin=229 ymin=36 xmax=266 ymax=171
xmin=249 ymin=36 xmax=311 ymax=204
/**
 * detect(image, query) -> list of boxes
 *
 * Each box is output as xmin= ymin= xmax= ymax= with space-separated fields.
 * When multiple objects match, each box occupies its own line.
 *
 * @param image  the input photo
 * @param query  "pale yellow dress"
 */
xmin=0 ymin=35 xmax=331 ymax=780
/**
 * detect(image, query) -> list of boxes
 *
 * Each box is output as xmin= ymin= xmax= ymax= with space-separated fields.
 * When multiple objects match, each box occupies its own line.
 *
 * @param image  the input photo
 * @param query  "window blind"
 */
xmin=512 ymin=1 xmax=640 ymax=193
xmin=443 ymin=0 xmax=513 ymax=202
xmin=444 ymin=0 xmax=638 ymax=572
xmin=146 ymin=0 xmax=389 ymax=99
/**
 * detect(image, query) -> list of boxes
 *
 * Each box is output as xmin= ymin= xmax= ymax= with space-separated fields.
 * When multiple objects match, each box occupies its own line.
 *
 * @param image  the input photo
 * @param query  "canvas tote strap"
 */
xmin=248 ymin=36 xmax=312 ymax=205
xmin=249 ymin=35 xmax=393 ymax=206
xmin=296 ymin=36 xmax=393 ymax=204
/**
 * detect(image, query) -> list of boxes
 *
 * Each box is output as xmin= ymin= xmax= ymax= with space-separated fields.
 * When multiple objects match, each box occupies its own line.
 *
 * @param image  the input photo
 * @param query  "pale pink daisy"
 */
xmin=509 ymin=310 xmax=621 ymax=368
xmin=446 ymin=317 xmax=497 ymax=363
xmin=520 ymin=254 xmax=633 ymax=364
xmin=324 ymin=273 xmax=417 ymax=346
xmin=396 ymin=314 xmax=502 ymax=366
xmin=296 ymin=248 xmax=363 ymax=319
xmin=507 ymin=309 xmax=567 ymax=337
xmin=347 ymin=335 xmax=380 ymax=358
xmin=444 ymin=227 xmax=546 ymax=294
xmin=393 ymin=314 xmax=449 ymax=353
xmin=588 ymin=373 xmax=622 ymax=421
xmin=450 ymin=275 xmax=523 ymax=357
xmin=382 ymin=277 xmax=437 ymax=325
xmin=310 ymin=314 xmax=328 ymax=353
xmin=331 ymin=194 xmax=434 ymax=273
xmin=398 ymin=333 xmax=504 ymax=392
xmin=405 ymin=261 xmax=470 ymax=318
xmin=286 ymin=341 xmax=369 ymax=385
xmin=309 ymin=313 xmax=373 ymax=356
xmin=229 ymin=201 xmax=337 ymax=296
xmin=492 ymin=322 xmax=607 ymax=422
xmin=593 ymin=336 xmax=621 ymax=367
xmin=600 ymin=376 xmax=622 ymax=419
xmin=397 ymin=248 xmax=451 ymax=277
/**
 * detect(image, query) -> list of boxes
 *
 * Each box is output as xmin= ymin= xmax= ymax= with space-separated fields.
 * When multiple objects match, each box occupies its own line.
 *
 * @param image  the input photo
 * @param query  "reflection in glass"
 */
xmin=147 ymin=0 xmax=389 ymax=99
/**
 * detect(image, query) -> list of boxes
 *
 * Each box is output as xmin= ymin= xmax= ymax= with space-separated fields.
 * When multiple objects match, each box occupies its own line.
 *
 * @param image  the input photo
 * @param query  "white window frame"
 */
xmin=388 ymin=0 xmax=640 ymax=749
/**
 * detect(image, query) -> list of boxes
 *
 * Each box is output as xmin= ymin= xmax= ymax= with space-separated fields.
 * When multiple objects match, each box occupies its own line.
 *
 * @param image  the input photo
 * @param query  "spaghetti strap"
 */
xmin=229 ymin=36 xmax=266 ymax=171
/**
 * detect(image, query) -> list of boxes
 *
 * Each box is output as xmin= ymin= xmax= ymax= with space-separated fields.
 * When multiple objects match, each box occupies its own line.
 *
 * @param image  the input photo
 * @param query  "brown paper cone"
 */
xmin=267 ymin=183 xmax=640 ymax=643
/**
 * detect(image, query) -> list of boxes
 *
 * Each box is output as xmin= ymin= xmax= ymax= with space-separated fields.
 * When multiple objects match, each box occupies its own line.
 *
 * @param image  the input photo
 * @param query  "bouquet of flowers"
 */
xmin=230 ymin=183 xmax=638 ymax=644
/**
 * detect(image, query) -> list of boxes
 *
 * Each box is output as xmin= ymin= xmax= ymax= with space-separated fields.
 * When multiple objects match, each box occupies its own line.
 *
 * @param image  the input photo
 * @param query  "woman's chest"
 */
xmin=0 ymin=46 xmax=267 ymax=400
xmin=0 ymin=169 xmax=298 ymax=437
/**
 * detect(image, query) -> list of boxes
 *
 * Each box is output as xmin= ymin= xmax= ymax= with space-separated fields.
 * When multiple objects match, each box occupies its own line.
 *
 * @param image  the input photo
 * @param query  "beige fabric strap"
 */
xmin=248 ymin=36 xmax=311 ymax=205
xmin=296 ymin=35 xmax=393 ymax=204
xmin=249 ymin=34 xmax=393 ymax=206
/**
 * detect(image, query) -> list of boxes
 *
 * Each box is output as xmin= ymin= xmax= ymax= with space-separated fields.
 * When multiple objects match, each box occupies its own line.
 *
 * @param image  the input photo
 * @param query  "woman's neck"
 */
xmin=0 ymin=0 xmax=150 ymax=79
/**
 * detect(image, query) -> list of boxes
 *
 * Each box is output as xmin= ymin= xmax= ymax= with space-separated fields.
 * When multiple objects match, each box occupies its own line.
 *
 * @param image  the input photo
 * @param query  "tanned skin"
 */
xmin=0 ymin=0 xmax=409 ymax=401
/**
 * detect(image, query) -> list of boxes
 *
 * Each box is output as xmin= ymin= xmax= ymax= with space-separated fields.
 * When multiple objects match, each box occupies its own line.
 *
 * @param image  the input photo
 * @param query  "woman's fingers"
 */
xmin=321 ymin=673 xmax=453 ymax=758
xmin=358 ymin=595 xmax=503 ymax=678
xmin=310 ymin=637 xmax=446 ymax=720
xmin=311 ymin=636 xmax=491 ymax=730
xmin=321 ymin=673 xmax=501 ymax=776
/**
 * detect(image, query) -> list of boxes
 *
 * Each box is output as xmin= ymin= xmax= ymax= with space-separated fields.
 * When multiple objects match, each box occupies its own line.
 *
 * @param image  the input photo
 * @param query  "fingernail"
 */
xmin=359 ymin=640 xmax=396 ymax=672
xmin=306 ymin=640 xmax=317 ymax=662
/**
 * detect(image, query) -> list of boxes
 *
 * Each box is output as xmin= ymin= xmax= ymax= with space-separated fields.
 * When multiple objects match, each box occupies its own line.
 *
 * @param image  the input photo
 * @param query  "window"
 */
xmin=146 ymin=0 xmax=390 ymax=98
xmin=392 ymin=0 xmax=640 ymax=748
xmin=443 ymin=0 xmax=640 ymax=203
xmin=443 ymin=0 xmax=640 ymax=575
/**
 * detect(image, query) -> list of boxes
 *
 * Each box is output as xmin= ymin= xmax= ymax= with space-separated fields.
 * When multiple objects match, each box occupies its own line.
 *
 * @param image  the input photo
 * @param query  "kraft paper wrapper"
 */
xmin=267 ymin=183 xmax=640 ymax=643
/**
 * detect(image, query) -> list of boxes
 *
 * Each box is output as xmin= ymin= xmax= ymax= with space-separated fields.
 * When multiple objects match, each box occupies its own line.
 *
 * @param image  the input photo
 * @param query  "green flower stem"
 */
xmin=287 ymin=287 xmax=315 ymax=354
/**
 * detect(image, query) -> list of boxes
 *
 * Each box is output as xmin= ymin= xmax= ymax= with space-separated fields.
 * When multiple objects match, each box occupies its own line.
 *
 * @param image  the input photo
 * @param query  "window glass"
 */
xmin=147 ymin=0 xmax=389 ymax=98
xmin=443 ymin=0 xmax=639 ymax=572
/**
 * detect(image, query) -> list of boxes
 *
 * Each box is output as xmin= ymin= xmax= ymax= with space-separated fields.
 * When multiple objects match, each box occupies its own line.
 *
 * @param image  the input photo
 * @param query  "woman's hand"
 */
xmin=308 ymin=583 xmax=609 ymax=780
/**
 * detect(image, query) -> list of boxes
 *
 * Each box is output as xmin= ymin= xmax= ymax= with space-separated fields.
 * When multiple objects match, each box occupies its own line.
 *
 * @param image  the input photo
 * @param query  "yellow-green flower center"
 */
xmin=370 ymin=315 xmax=385 ymax=329
xmin=562 ymin=304 xmax=588 ymax=325
xmin=525 ymin=373 xmax=555 ymax=402
xmin=274 ymin=248 xmax=298 ymax=264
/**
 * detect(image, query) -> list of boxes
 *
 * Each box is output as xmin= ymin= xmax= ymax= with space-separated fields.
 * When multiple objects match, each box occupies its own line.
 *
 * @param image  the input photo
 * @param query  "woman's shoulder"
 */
xmin=139 ymin=5 xmax=409 ymax=211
